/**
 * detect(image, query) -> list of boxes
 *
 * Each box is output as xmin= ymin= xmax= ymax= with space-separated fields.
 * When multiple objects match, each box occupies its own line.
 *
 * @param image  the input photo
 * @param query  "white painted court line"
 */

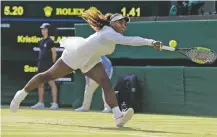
xmin=2 ymin=124 xmax=164 ymax=137
xmin=2 ymin=124 xmax=21 ymax=127
xmin=2 ymin=132 xmax=163 ymax=137
xmin=2 ymin=132 xmax=90 ymax=135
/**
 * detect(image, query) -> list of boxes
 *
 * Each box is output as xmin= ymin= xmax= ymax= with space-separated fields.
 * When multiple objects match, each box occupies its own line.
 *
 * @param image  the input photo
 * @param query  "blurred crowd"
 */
xmin=169 ymin=1 xmax=216 ymax=16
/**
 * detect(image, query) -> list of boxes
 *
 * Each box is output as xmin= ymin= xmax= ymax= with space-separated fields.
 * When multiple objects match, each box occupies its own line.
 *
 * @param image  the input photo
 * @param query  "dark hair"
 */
xmin=81 ymin=7 xmax=113 ymax=32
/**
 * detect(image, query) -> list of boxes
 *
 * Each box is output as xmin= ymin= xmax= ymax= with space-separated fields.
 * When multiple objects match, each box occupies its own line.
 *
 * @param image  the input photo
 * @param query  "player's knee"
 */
xmin=98 ymin=76 xmax=107 ymax=85
xmin=99 ymin=76 xmax=111 ymax=90
xmin=49 ymin=81 xmax=57 ymax=89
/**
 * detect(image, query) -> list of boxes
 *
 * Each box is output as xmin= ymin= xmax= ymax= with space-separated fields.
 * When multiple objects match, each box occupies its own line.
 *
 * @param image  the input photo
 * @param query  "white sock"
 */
xmin=112 ymin=106 xmax=123 ymax=119
xmin=19 ymin=89 xmax=28 ymax=100
xmin=22 ymin=89 xmax=28 ymax=96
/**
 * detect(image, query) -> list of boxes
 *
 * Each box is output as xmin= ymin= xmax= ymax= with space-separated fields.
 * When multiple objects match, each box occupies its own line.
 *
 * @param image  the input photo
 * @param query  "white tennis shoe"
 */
xmin=50 ymin=103 xmax=59 ymax=110
xmin=115 ymin=108 xmax=134 ymax=127
xmin=75 ymin=106 xmax=89 ymax=112
xmin=10 ymin=90 xmax=27 ymax=112
xmin=31 ymin=102 xmax=45 ymax=109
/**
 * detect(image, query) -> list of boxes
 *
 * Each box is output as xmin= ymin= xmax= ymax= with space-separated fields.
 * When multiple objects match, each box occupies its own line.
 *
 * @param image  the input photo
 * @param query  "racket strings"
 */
xmin=185 ymin=49 xmax=217 ymax=63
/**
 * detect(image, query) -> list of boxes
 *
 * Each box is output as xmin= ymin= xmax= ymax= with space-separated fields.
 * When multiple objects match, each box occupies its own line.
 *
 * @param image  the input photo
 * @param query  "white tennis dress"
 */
xmin=60 ymin=26 xmax=154 ymax=73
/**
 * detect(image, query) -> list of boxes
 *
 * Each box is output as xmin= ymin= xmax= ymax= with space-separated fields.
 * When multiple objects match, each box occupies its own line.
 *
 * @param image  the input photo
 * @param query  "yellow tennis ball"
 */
xmin=169 ymin=40 xmax=177 ymax=48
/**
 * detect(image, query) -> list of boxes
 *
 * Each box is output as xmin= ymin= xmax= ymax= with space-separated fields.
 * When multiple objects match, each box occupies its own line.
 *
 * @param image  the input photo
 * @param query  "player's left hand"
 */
xmin=152 ymin=41 xmax=163 ymax=51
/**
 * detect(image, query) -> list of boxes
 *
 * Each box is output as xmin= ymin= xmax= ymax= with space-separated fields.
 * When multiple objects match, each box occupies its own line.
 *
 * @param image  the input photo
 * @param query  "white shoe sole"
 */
xmin=31 ymin=106 xmax=45 ymax=109
xmin=10 ymin=100 xmax=19 ymax=113
xmin=74 ymin=108 xmax=89 ymax=112
xmin=50 ymin=107 xmax=58 ymax=110
xmin=116 ymin=108 xmax=134 ymax=127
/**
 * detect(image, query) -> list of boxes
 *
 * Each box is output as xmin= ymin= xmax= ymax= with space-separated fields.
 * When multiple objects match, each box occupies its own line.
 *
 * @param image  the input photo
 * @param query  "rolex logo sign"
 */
xmin=44 ymin=6 xmax=53 ymax=17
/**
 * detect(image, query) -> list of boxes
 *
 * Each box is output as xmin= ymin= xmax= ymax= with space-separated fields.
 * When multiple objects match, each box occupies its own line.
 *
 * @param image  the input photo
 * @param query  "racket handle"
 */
xmin=162 ymin=46 xmax=176 ymax=51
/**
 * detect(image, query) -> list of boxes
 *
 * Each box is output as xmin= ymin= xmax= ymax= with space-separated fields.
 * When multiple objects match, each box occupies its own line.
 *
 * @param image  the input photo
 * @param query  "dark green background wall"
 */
xmin=10 ymin=66 xmax=215 ymax=116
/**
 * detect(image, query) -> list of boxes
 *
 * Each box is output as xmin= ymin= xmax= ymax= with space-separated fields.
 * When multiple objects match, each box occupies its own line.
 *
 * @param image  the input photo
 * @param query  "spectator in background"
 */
xmin=170 ymin=1 xmax=205 ymax=16
xmin=188 ymin=0 xmax=205 ymax=15
xmin=31 ymin=23 xmax=58 ymax=110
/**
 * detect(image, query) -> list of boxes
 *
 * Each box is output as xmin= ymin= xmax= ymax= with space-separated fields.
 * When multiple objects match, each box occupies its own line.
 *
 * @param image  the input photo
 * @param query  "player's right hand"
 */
xmin=152 ymin=41 xmax=163 ymax=51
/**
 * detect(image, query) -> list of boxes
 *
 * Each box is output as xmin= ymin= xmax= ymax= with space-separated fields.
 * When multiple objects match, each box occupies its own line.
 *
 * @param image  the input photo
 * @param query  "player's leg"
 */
xmin=10 ymin=58 xmax=74 ymax=112
xmin=31 ymin=84 xmax=45 ymax=109
xmin=30 ymin=62 xmax=47 ymax=109
xmin=101 ymin=88 xmax=111 ymax=113
xmin=75 ymin=77 xmax=99 ymax=112
xmin=84 ymin=63 xmax=134 ymax=127
xmin=24 ymin=59 xmax=73 ymax=92
xmin=48 ymin=80 xmax=58 ymax=110
xmin=38 ymin=84 xmax=45 ymax=103
xmin=84 ymin=63 xmax=117 ymax=108
xmin=102 ymin=67 xmax=113 ymax=113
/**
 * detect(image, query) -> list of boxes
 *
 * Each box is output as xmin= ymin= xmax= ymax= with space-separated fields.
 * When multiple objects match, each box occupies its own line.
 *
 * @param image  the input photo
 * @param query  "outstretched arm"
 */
xmin=104 ymin=31 xmax=154 ymax=46
xmin=103 ymin=30 xmax=163 ymax=50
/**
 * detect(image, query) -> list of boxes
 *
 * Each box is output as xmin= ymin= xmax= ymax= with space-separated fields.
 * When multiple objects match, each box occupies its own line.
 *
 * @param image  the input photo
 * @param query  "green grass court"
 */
xmin=1 ymin=107 xmax=217 ymax=137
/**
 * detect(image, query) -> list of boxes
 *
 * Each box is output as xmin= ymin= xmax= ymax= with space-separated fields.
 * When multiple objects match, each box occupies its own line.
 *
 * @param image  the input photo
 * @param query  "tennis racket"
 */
xmin=162 ymin=46 xmax=217 ymax=64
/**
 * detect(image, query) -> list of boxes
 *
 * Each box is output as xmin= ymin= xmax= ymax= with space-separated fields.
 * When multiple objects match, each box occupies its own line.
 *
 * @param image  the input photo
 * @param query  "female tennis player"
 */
xmin=10 ymin=8 xmax=163 ymax=127
xmin=75 ymin=56 xmax=113 ymax=113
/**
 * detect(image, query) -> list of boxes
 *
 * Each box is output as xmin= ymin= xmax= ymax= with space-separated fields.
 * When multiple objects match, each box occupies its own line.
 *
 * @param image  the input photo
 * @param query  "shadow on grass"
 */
xmin=78 ymin=125 xmax=192 ymax=135
xmin=17 ymin=121 xmax=191 ymax=135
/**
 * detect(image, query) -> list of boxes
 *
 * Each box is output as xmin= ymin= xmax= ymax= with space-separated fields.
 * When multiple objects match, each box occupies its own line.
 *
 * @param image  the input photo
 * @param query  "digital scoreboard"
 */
xmin=2 ymin=1 xmax=169 ymax=19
